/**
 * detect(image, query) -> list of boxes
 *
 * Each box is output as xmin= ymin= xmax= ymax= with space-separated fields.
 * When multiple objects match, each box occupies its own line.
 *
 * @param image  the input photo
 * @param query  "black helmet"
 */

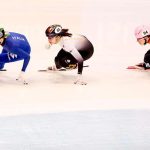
xmin=45 ymin=24 xmax=62 ymax=38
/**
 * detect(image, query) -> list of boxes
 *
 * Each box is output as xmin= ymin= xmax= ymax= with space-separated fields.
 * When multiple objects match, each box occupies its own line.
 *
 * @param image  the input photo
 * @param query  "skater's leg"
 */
xmin=0 ymin=48 xmax=9 ymax=69
xmin=54 ymin=49 xmax=68 ymax=69
xmin=0 ymin=63 xmax=5 ymax=70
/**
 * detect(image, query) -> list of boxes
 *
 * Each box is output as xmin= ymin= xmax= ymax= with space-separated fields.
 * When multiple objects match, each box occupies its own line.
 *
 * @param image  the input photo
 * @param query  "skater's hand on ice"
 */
xmin=16 ymin=71 xmax=28 ymax=85
xmin=47 ymin=65 xmax=58 ymax=71
xmin=74 ymin=74 xmax=87 ymax=85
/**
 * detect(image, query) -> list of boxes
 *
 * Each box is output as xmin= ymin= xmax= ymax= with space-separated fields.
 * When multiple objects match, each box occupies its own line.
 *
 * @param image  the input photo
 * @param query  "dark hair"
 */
xmin=146 ymin=35 xmax=150 ymax=38
xmin=58 ymin=29 xmax=72 ymax=37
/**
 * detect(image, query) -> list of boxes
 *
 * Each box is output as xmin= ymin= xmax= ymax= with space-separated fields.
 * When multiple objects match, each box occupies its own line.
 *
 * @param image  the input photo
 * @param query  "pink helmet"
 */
xmin=134 ymin=25 xmax=150 ymax=39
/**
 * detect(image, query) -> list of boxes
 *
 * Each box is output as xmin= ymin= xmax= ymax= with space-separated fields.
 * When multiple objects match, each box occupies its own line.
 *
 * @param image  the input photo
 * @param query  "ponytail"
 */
xmin=58 ymin=29 xmax=72 ymax=37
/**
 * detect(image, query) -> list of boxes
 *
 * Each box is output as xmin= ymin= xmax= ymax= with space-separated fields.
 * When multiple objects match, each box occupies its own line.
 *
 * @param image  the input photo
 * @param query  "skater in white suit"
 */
xmin=45 ymin=24 xmax=94 ymax=85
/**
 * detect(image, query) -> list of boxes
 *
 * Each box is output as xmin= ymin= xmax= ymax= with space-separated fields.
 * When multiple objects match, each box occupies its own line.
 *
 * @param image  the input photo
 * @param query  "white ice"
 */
xmin=0 ymin=0 xmax=150 ymax=149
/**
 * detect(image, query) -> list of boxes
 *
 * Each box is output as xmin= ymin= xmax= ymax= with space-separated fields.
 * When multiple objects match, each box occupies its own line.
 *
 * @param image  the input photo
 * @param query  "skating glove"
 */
xmin=74 ymin=74 xmax=87 ymax=85
xmin=16 ymin=71 xmax=28 ymax=85
xmin=47 ymin=65 xmax=58 ymax=71
xmin=143 ymin=62 xmax=150 ymax=69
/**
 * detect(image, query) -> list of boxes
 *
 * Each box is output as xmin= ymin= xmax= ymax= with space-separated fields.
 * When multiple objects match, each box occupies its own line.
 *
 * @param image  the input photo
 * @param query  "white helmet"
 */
xmin=135 ymin=25 xmax=150 ymax=39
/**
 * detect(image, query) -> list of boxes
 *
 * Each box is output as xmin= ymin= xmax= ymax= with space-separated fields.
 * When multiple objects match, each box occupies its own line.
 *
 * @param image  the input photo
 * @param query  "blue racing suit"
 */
xmin=0 ymin=32 xmax=31 ymax=72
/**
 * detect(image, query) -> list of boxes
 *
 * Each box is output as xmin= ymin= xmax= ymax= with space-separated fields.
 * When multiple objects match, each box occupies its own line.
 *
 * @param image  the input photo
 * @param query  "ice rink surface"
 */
xmin=0 ymin=0 xmax=150 ymax=149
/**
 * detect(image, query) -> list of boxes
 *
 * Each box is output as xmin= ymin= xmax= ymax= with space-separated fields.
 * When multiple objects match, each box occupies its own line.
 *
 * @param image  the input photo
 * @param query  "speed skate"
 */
xmin=38 ymin=68 xmax=67 ymax=72
xmin=0 ymin=69 xmax=7 ymax=71
xmin=38 ymin=65 xmax=89 ymax=72
xmin=127 ymin=65 xmax=144 ymax=70
xmin=127 ymin=63 xmax=150 ymax=71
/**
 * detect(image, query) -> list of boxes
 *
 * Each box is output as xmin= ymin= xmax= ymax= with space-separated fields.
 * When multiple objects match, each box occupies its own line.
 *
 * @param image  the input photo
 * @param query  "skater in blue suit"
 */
xmin=0 ymin=28 xmax=31 ymax=84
